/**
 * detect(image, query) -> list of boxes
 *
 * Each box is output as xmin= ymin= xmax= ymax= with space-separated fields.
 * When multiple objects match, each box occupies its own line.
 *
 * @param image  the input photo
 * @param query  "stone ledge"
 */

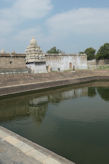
xmin=0 ymin=126 xmax=74 ymax=164
xmin=0 ymin=75 xmax=109 ymax=97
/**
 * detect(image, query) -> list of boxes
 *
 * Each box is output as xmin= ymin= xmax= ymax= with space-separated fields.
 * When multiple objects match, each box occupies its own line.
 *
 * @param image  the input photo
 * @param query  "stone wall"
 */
xmin=26 ymin=62 xmax=47 ymax=73
xmin=96 ymin=59 xmax=109 ymax=65
xmin=88 ymin=59 xmax=109 ymax=66
xmin=0 ymin=53 xmax=88 ymax=73
xmin=87 ymin=59 xmax=96 ymax=69
xmin=0 ymin=53 xmax=26 ymax=69
xmin=46 ymin=54 xmax=87 ymax=71
xmin=88 ymin=59 xmax=109 ymax=70
xmin=0 ymin=75 xmax=109 ymax=97
xmin=87 ymin=59 xmax=96 ymax=66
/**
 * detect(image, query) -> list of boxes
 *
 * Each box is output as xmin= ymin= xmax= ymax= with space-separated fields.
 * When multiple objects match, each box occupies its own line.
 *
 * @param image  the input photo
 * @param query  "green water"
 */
xmin=0 ymin=82 xmax=109 ymax=164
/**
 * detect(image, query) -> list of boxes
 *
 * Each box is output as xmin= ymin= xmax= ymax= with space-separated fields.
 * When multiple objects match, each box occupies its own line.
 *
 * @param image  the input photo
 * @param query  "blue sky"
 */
xmin=0 ymin=0 xmax=109 ymax=53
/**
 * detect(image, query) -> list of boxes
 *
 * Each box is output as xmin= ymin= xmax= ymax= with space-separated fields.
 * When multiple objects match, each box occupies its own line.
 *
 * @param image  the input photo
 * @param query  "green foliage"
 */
xmin=79 ymin=51 xmax=84 ymax=54
xmin=47 ymin=47 xmax=61 ymax=54
xmin=97 ymin=65 xmax=109 ymax=70
xmin=97 ymin=87 xmax=109 ymax=101
xmin=96 ymin=43 xmax=109 ymax=60
xmin=84 ymin=47 xmax=96 ymax=60
xmin=88 ymin=87 xmax=96 ymax=97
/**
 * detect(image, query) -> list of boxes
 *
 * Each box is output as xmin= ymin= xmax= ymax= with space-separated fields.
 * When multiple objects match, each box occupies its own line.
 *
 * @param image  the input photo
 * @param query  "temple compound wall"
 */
xmin=46 ymin=54 xmax=87 ymax=72
xmin=0 ymin=52 xmax=28 ymax=74
xmin=0 ymin=53 xmax=26 ymax=69
xmin=0 ymin=38 xmax=88 ymax=74
xmin=25 ymin=38 xmax=87 ymax=73
xmin=26 ymin=62 xmax=47 ymax=73
xmin=0 ymin=52 xmax=87 ymax=73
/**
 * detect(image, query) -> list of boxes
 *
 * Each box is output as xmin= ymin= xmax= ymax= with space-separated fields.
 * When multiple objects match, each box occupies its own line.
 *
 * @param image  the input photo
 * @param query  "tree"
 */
xmin=88 ymin=87 xmax=96 ymax=97
xmin=96 ymin=43 xmax=109 ymax=60
xmin=79 ymin=51 xmax=84 ymax=54
xmin=97 ymin=87 xmax=109 ymax=101
xmin=47 ymin=47 xmax=61 ymax=54
xmin=84 ymin=47 xmax=96 ymax=60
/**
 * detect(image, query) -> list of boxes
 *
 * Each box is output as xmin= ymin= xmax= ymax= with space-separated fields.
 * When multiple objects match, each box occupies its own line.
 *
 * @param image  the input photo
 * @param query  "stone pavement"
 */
xmin=0 ymin=127 xmax=74 ymax=164
xmin=0 ymin=139 xmax=39 ymax=164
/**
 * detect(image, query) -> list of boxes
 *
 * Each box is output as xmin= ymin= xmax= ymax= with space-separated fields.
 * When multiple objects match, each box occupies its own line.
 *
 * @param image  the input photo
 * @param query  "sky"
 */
xmin=0 ymin=0 xmax=109 ymax=53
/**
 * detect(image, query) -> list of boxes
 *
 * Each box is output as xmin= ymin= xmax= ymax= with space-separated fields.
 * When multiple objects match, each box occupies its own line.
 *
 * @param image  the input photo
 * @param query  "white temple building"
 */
xmin=25 ymin=38 xmax=88 ymax=73
xmin=25 ymin=38 xmax=47 ymax=73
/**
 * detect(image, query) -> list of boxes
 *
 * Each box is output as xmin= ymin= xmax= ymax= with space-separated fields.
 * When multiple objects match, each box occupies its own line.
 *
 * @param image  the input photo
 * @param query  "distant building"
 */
xmin=25 ymin=37 xmax=47 ymax=73
xmin=25 ymin=38 xmax=88 ymax=73
xmin=0 ymin=38 xmax=88 ymax=74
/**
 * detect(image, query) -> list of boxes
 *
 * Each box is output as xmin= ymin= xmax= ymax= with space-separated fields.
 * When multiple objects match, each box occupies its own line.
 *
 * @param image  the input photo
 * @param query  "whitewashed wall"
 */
xmin=26 ymin=63 xmax=47 ymax=73
xmin=26 ymin=54 xmax=87 ymax=73
xmin=61 ymin=87 xmax=88 ymax=99
xmin=46 ymin=54 xmax=87 ymax=71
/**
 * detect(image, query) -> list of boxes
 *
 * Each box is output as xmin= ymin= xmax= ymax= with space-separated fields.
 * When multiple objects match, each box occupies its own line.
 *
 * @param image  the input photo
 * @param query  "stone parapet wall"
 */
xmin=88 ymin=59 xmax=109 ymax=70
xmin=96 ymin=59 xmax=109 ymax=65
xmin=87 ymin=60 xmax=97 ymax=70
xmin=88 ymin=59 xmax=109 ymax=66
xmin=0 ymin=53 xmax=26 ymax=69
xmin=0 ymin=53 xmax=26 ymax=57
xmin=0 ymin=52 xmax=88 ymax=72
xmin=0 ymin=68 xmax=29 ymax=74
xmin=46 ymin=53 xmax=86 ymax=56
xmin=87 ymin=59 xmax=96 ymax=66
xmin=46 ymin=54 xmax=87 ymax=71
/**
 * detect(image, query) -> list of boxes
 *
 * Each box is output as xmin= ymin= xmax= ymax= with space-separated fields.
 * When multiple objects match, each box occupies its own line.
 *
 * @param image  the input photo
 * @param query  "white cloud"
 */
xmin=14 ymin=0 xmax=52 ymax=19
xmin=1 ymin=6 xmax=109 ymax=53
xmin=7 ymin=27 xmax=47 ymax=53
xmin=47 ymin=8 xmax=109 ymax=35
xmin=0 ymin=20 xmax=13 ymax=34
xmin=0 ymin=0 xmax=52 ymax=34
xmin=40 ymin=8 xmax=109 ymax=52
xmin=14 ymin=28 xmax=41 ymax=41
xmin=14 ymin=27 xmax=43 ymax=49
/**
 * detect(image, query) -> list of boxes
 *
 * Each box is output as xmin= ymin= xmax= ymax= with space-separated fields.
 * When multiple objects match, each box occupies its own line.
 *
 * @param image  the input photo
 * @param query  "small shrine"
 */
xmin=25 ymin=38 xmax=47 ymax=73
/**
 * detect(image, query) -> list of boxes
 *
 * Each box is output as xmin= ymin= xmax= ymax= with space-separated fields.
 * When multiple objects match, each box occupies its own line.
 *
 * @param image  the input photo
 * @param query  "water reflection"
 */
xmin=0 ymin=87 xmax=88 ymax=122
xmin=97 ymin=87 xmax=109 ymax=101
xmin=29 ymin=104 xmax=48 ymax=124
xmin=0 ymin=99 xmax=30 ymax=121
xmin=0 ymin=85 xmax=109 ymax=123
xmin=0 ymin=83 xmax=109 ymax=164
xmin=88 ymin=87 xmax=96 ymax=97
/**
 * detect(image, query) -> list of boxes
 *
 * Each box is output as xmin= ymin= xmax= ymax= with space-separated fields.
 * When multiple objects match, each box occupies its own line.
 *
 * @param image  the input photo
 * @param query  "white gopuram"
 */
xmin=25 ymin=38 xmax=47 ymax=73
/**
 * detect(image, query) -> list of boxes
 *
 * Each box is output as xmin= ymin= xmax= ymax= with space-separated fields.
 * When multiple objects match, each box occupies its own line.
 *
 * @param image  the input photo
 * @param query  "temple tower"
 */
xmin=25 ymin=38 xmax=47 ymax=73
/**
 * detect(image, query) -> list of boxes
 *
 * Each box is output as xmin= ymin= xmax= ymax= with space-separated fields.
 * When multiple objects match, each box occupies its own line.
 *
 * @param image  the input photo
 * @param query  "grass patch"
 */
xmin=97 ymin=65 xmax=109 ymax=70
